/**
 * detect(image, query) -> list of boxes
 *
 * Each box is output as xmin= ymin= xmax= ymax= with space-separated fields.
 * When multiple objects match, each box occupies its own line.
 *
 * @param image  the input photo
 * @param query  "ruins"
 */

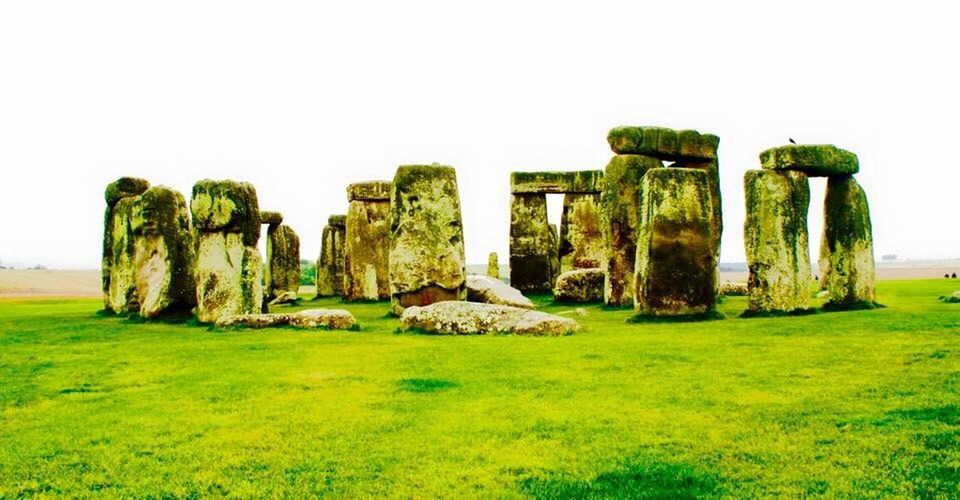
xmin=344 ymin=181 xmax=391 ymax=301
xmin=315 ymin=215 xmax=346 ymax=298
xmin=264 ymin=214 xmax=301 ymax=305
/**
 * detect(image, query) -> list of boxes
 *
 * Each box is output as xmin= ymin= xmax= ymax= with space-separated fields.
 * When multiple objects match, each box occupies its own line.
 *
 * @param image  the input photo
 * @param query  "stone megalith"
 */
xmin=487 ymin=252 xmax=499 ymax=278
xmin=554 ymin=268 xmax=605 ymax=303
xmin=103 ymin=177 xmax=149 ymax=312
xmin=634 ymin=168 xmax=717 ymax=317
xmin=130 ymin=186 xmax=196 ymax=318
xmin=389 ymin=164 xmax=466 ymax=315
xmin=344 ymin=181 xmax=391 ymax=301
xmin=559 ymin=193 xmax=604 ymax=274
xmin=509 ymin=193 xmax=553 ymax=292
xmin=315 ymin=215 xmax=346 ymax=298
xmin=760 ymin=144 xmax=859 ymax=177
xmin=820 ymin=175 xmax=876 ymax=308
xmin=266 ymin=224 xmax=301 ymax=301
xmin=190 ymin=179 xmax=263 ymax=323
xmin=600 ymin=155 xmax=661 ymax=306
xmin=547 ymin=223 xmax=560 ymax=286
xmin=743 ymin=170 xmax=811 ymax=314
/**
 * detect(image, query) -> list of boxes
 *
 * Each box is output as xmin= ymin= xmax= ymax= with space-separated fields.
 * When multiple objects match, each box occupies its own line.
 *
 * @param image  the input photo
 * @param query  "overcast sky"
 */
xmin=1 ymin=1 xmax=957 ymax=269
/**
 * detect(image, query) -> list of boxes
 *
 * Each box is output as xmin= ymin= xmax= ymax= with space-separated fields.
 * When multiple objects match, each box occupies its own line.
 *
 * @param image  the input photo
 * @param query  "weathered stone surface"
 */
xmin=600 ymin=155 xmax=661 ymax=306
xmin=215 ymin=309 xmax=356 ymax=330
xmin=268 ymin=290 xmax=300 ymax=306
xmin=259 ymin=211 xmax=283 ymax=225
xmin=266 ymin=224 xmax=301 ymax=301
xmin=510 ymin=170 xmax=604 ymax=194
xmin=509 ymin=193 xmax=553 ymax=293
xmin=315 ymin=217 xmax=346 ymax=297
xmin=607 ymin=126 xmax=719 ymax=160
xmin=344 ymin=192 xmax=390 ymax=301
xmin=105 ymin=197 xmax=139 ymax=313
xmin=559 ymin=193 xmax=603 ymax=273
xmin=194 ymin=233 xmax=263 ymax=323
xmin=673 ymin=158 xmax=723 ymax=266
xmin=554 ymin=268 xmax=604 ymax=303
xmin=547 ymin=223 xmax=560 ymax=286
xmin=487 ymin=252 xmax=499 ymax=278
xmin=820 ymin=175 xmax=876 ymax=307
xmin=743 ymin=170 xmax=811 ymax=313
xmin=389 ymin=164 xmax=466 ymax=315
xmin=130 ymin=186 xmax=196 ymax=318
xmin=190 ymin=179 xmax=261 ymax=246
xmin=105 ymin=177 xmax=150 ymax=207
xmin=103 ymin=177 xmax=150 ymax=308
xmin=347 ymin=181 xmax=391 ymax=201
xmin=719 ymin=282 xmax=749 ymax=296
xmin=759 ymin=144 xmax=859 ymax=177
xmin=634 ymin=168 xmax=717 ymax=316
xmin=466 ymin=275 xmax=534 ymax=309
xmin=399 ymin=301 xmax=578 ymax=336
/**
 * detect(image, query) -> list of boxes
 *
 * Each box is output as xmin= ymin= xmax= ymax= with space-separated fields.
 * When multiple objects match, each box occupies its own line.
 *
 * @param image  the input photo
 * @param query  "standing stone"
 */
xmin=820 ymin=175 xmax=876 ymax=308
xmin=547 ymin=223 xmax=560 ymax=286
xmin=673 ymin=158 xmax=723 ymax=269
xmin=743 ymin=170 xmax=811 ymax=313
xmin=106 ymin=196 xmax=142 ymax=313
xmin=487 ymin=252 xmax=499 ymax=278
xmin=315 ymin=215 xmax=346 ymax=297
xmin=600 ymin=155 xmax=660 ymax=306
xmin=266 ymin=224 xmax=301 ymax=301
xmin=103 ymin=177 xmax=149 ymax=311
xmin=509 ymin=193 xmax=553 ymax=293
xmin=191 ymin=179 xmax=263 ymax=323
xmin=389 ymin=164 xmax=466 ymax=315
xmin=559 ymin=193 xmax=603 ymax=273
xmin=344 ymin=181 xmax=391 ymax=301
xmin=634 ymin=168 xmax=717 ymax=317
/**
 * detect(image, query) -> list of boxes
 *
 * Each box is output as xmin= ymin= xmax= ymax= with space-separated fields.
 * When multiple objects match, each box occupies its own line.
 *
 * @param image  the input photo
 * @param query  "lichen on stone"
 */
xmin=759 ymin=144 xmax=859 ymax=177
xmin=344 ymin=196 xmax=390 ymax=301
xmin=820 ymin=175 xmax=876 ymax=307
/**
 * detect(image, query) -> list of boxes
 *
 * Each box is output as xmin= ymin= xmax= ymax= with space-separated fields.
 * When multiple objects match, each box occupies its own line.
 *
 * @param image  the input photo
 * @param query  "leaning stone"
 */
xmin=190 ymin=179 xmax=261 ymax=246
xmin=559 ymin=193 xmax=603 ymax=273
xmin=194 ymin=233 xmax=263 ymax=323
xmin=130 ymin=186 xmax=197 ymax=318
xmin=268 ymin=290 xmax=300 ymax=306
xmin=347 ymin=181 xmax=391 ymax=201
xmin=554 ymin=268 xmax=604 ymax=302
xmin=389 ymin=164 xmax=467 ymax=315
xmin=215 ymin=309 xmax=356 ymax=330
xmin=315 ymin=218 xmax=346 ymax=297
xmin=105 ymin=177 xmax=150 ymax=207
xmin=607 ymin=126 xmax=718 ymax=160
xmin=743 ymin=170 xmax=811 ymax=313
xmin=266 ymin=224 xmax=301 ymax=301
xmin=487 ymin=252 xmax=499 ymax=278
xmin=400 ymin=301 xmax=578 ymax=336
xmin=759 ymin=144 xmax=859 ymax=177
xmin=510 ymin=170 xmax=604 ymax=194
xmin=344 ymin=184 xmax=391 ymax=301
xmin=466 ymin=275 xmax=534 ymax=309
xmin=634 ymin=168 xmax=717 ymax=316
xmin=820 ymin=175 xmax=876 ymax=307
xmin=719 ymin=282 xmax=749 ymax=296
xmin=509 ymin=193 xmax=553 ymax=293
xmin=600 ymin=155 xmax=661 ymax=306
xmin=259 ymin=211 xmax=283 ymax=225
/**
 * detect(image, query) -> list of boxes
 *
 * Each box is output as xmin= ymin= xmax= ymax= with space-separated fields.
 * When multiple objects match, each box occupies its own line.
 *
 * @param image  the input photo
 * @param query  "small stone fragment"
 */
xmin=466 ymin=275 xmax=534 ymax=309
xmin=554 ymin=268 xmax=604 ymax=303
xmin=400 ymin=301 xmax=578 ymax=336
xmin=759 ymin=144 xmax=859 ymax=177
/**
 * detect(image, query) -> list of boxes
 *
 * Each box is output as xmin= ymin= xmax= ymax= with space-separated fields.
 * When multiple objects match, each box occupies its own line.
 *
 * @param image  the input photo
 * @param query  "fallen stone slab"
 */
xmin=466 ymin=275 xmax=534 ymax=309
xmin=759 ymin=144 xmax=859 ymax=177
xmin=215 ymin=309 xmax=357 ymax=330
xmin=607 ymin=126 xmax=719 ymax=160
xmin=554 ymin=268 xmax=604 ymax=302
xmin=399 ymin=301 xmax=578 ymax=336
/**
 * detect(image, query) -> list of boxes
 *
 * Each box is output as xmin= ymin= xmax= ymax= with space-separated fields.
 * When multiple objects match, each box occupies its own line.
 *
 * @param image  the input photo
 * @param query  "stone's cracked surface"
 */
xmin=743 ymin=170 xmax=812 ymax=313
xmin=634 ymin=168 xmax=717 ymax=317
xmin=554 ymin=268 xmax=605 ymax=303
xmin=399 ymin=301 xmax=578 ymax=336
xmin=607 ymin=126 xmax=719 ymax=160
xmin=103 ymin=177 xmax=150 ymax=309
xmin=389 ymin=164 xmax=466 ymax=315
xmin=215 ymin=309 xmax=356 ymax=330
xmin=347 ymin=180 xmax=392 ymax=202
xmin=559 ymin=193 xmax=604 ymax=274
xmin=509 ymin=193 xmax=553 ymax=293
xmin=190 ymin=179 xmax=261 ymax=246
xmin=344 ymin=188 xmax=390 ymax=301
xmin=510 ymin=170 xmax=604 ymax=194
xmin=466 ymin=275 xmax=534 ymax=309
xmin=820 ymin=175 xmax=876 ymax=306
xmin=600 ymin=154 xmax=661 ymax=306
xmin=316 ymin=217 xmax=346 ymax=298
xmin=259 ymin=211 xmax=283 ymax=225
xmin=759 ymin=144 xmax=859 ymax=177
xmin=266 ymin=224 xmax=300 ymax=300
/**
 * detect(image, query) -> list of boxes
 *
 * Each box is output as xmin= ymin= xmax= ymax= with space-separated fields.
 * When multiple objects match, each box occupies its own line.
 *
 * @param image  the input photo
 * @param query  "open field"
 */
xmin=1 ymin=280 xmax=959 ymax=496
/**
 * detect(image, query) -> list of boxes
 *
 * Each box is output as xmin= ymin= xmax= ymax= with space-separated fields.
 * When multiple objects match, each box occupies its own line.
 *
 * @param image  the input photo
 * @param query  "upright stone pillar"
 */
xmin=487 ymin=252 xmax=499 ymax=278
xmin=821 ymin=175 xmax=876 ymax=308
xmin=103 ymin=177 xmax=150 ymax=312
xmin=600 ymin=155 xmax=660 ymax=306
xmin=559 ymin=193 xmax=603 ymax=273
xmin=743 ymin=170 xmax=811 ymax=314
xmin=509 ymin=193 xmax=553 ymax=292
xmin=547 ymin=223 xmax=560 ymax=286
xmin=634 ymin=168 xmax=717 ymax=317
xmin=389 ymin=164 xmax=466 ymax=315
xmin=344 ymin=181 xmax=391 ymax=301
xmin=266 ymin=223 xmax=301 ymax=301
xmin=315 ymin=215 xmax=346 ymax=297
xmin=190 ymin=179 xmax=263 ymax=323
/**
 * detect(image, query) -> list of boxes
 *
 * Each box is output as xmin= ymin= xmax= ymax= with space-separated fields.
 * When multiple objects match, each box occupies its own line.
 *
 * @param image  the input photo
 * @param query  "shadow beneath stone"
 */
xmin=821 ymin=301 xmax=885 ymax=312
xmin=740 ymin=308 xmax=817 ymax=319
xmin=626 ymin=311 xmax=725 ymax=323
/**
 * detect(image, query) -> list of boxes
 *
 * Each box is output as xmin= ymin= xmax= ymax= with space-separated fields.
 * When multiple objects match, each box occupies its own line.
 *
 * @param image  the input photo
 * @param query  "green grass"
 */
xmin=1 ymin=280 xmax=959 ymax=497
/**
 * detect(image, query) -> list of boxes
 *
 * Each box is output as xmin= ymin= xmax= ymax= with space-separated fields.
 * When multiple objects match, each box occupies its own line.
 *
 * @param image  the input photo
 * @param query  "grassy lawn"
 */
xmin=1 ymin=280 xmax=959 ymax=497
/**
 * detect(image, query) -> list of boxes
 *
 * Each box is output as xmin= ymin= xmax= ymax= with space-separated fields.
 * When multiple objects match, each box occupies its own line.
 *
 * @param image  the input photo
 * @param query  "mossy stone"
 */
xmin=105 ymin=177 xmax=149 ymax=207
xmin=607 ymin=126 xmax=718 ymax=160
xmin=259 ymin=211 xmax=283 ymax=225
xmin=820 ymin=175 xmax=876 ymax=306
xmin=510 ymin=170 xmax=604 ymax=194
xmin=347 ymin=181 xmax=392 ymax=202
xmin=509 ymin=193 xmax=553 ymax=293
xmin=106 ymin=197 xmax=140 ymax=313
xmin=344 ymin=198 xmax=390 ymax=301
xmin=759 ymin=144 xmax=859 ymax=177
xmin=316 ymin=222 xmax=346 ymax=298
xmin=102 ymin=177 xmax=150 ymax=307
xmin=266 ymin=224 xmax=301 ymax=300
xmin=487 ymin=252 xmax=499 ymax=279
xmin=190 ymin=179 xmax=261 ymax=246
xmin=328 ymin=214 xmax=347 ymax=227
xmin=195 ymin=232 xmax=263 ymax=323
xmin=559 ymin=193 xmax=603 ymax=274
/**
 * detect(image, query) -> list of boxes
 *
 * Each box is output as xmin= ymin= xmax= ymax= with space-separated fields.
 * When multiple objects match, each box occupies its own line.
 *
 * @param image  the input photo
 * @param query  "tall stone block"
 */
xmin=634 ymin=168 xmax=717 ymax=317
xmin=600 ymin=155 xmax=660 ymax=306
xmin=315 ymin=215 xmax=346 ymax=297
xmin=509 ymin=193 xmax=553 ymax=292
xmin=743 ymin=170 xmax=811 ymax=313
xmin=103 ymin=177 xmax=149 ymax=310
xmin=487 ymin=252 xmax=499 ymax=278
xmin=266 ymin=224 xmax=301 ymax=300
xmin=106 ymin=196 xmax=141 ymax=313
xmin=344 ymin=182 xmax=391 ymax=301
xmin=389 ymin=164 xmax=466 ymax=315
xmin=191 ymin=179 xmax=263 ymax=323
xmin=820 ymin=175 xmax=876 ymax=307
xmin=559 ymin=193 xmax=603 ymax=273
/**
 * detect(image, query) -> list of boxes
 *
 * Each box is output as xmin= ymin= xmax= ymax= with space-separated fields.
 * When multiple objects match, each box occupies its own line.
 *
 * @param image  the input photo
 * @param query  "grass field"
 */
xmin=1 ymin=280 xmax=959 ymax=497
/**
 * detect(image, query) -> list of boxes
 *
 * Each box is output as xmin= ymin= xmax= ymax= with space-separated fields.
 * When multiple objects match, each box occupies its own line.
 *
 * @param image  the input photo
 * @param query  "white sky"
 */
xmin=1 ymin=1 xmax=958 ymax=269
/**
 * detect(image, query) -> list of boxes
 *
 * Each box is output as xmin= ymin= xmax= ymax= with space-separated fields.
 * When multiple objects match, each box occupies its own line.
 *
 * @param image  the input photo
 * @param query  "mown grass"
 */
xmin=1 ymin=280 xmax=958 ymax=497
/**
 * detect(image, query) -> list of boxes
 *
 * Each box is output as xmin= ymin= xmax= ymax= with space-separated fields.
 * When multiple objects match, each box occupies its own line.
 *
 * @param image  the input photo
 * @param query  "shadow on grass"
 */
xmin=395 ymin=378 xmax=458 ymax=393
xmin=626 ymin=311 xmax=725 ymax=324
xmin=518 ymin=457 xmax=718 ymax=498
